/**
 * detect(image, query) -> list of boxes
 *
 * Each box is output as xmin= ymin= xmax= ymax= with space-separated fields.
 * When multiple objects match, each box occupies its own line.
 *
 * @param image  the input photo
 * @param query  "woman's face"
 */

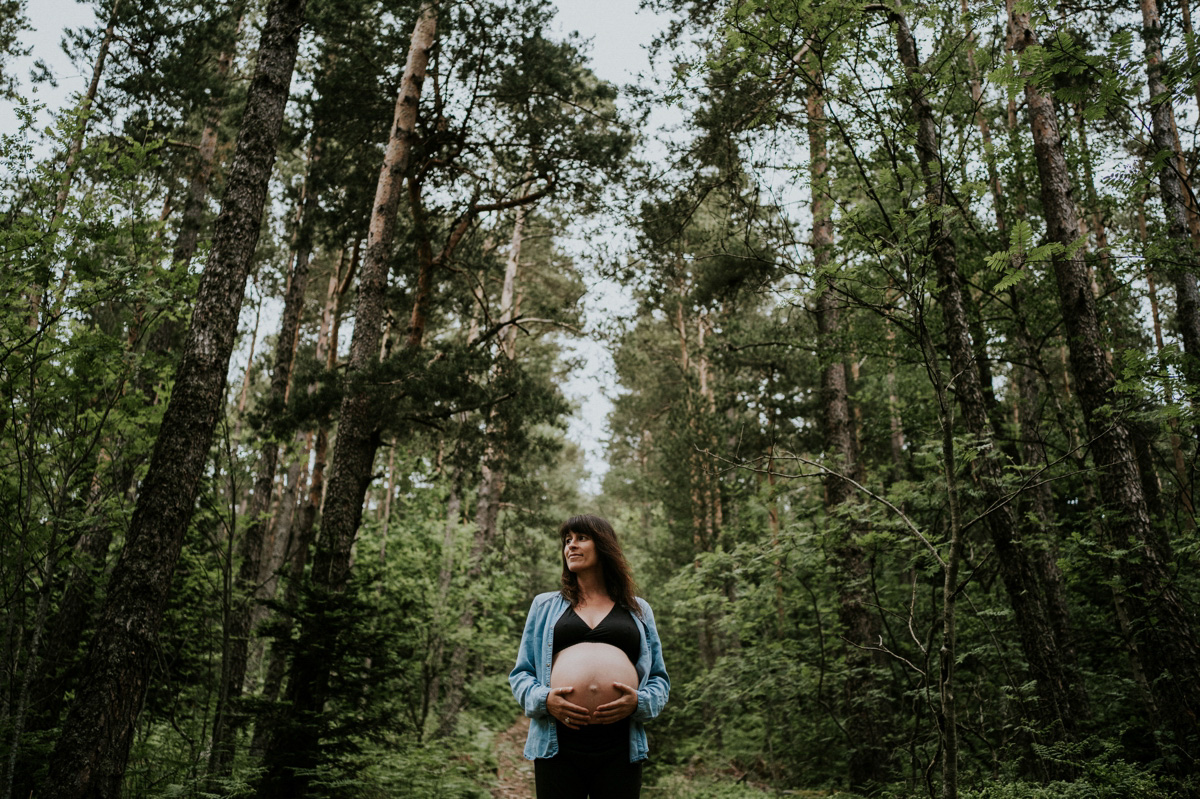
xmin=563 ymin=531 xmax=598 ymax=574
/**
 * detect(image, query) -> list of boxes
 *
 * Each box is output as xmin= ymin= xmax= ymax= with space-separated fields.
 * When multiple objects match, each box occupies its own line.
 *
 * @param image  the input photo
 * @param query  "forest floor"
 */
xmin=492 ymin=715 xmax=535 ymax=799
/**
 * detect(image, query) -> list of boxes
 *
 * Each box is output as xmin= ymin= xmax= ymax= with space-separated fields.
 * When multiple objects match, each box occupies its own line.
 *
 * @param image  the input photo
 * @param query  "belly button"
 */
xmin=589 ymin=683 xmax=599 ymax=693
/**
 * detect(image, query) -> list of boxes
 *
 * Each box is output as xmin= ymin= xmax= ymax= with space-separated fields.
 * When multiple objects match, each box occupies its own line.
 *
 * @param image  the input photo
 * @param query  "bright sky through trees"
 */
xmin=6 ymin=0 xmax=665 ymax=492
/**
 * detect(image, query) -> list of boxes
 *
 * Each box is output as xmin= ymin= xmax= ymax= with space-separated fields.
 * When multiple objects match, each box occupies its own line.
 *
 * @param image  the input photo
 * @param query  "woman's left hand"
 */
xmin=591 ymin=682 xmax=638 ymax=724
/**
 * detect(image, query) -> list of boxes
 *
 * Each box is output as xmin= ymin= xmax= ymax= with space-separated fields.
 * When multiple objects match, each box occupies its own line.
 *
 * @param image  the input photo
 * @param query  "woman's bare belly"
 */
xmin=550 ymin=642 xmax=638 ymax=715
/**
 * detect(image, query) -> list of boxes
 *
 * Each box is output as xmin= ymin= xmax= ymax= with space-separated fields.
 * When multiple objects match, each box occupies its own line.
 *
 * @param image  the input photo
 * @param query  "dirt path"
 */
xmin=492 ymin=715 xmax=534 ymax=799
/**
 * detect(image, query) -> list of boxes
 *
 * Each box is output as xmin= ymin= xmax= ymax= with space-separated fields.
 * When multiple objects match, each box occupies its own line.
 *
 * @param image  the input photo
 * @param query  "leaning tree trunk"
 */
xmin=1139 ymin=0 xmax=1200 ymax=388
xmin=207 ymin=138 xmax=322 ymax=782
xmin=39 ymin=0 xmax=305 ymax=794
xmin=1010 ymin=0 xmax=1200 ymax=763
xmin=891 ymin=2 xmax=1087 ymax=754
xmin=806 ymin=70 xmax=886 ymax=791
xmin=256 ymin=7 xmax=438 ymax=795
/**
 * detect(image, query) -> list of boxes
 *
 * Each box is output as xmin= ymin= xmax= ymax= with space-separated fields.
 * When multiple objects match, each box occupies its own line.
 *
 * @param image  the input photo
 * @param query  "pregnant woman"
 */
xmin=510 ymin=514 xmax=670 ymax=798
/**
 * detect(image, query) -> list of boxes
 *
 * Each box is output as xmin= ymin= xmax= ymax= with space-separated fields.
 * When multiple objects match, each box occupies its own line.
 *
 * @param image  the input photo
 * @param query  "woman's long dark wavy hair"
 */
xmin=559 ymin=514 xmax=642 ymax=619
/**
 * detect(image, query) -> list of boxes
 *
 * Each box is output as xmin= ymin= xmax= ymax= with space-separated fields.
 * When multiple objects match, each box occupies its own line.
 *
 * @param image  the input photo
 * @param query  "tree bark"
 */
xmin=1140 ymin=0 xmax=1200 ymax=388
xmin=24 ymin=457 xmax=129 ymax=740
xmin=2 ymin=548 xmax=60 ymax=799
xmin=256 ymin=6 xmax=438 ymax=794
xmin=309 ymin=3 xmax=435 ymax=592
xmin=249 ymin=244 xmax=354 ymax=760
xmin=147 ymin=9 xmax=244 ymax=358
xmin=435 ymin=201 xmax=526 ymax=738
xmin=207 ymin=138 xmax=322 ymax=781
xmin=961 ymin=0 xmax=1005 ymax=231
xmin=892 ymin=1 xmax=1086 ymax=749
xmin=1010 ymin=0 xmax=1200 ymax=762
xmin=807 ymin=72 xmax=886 ymax=790
xmin=935 ymin=372 xmax=963 ymax=799
xmin=39 ymin=0 xmax=305 ymax=793
xmin=1141 ymin=198 xmax=1195 ymax=519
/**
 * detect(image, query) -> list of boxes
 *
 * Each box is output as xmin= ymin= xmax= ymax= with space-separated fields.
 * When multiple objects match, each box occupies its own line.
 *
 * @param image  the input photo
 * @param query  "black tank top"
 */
xmin=552 ymin=603 xmax=640 ymax=753
xmin=552 ymin=604 xmax=640 ymax=662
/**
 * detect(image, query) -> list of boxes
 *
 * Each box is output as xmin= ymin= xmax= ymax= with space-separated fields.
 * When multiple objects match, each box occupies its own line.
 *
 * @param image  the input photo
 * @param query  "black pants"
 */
xmin=533 ymin=749 xmax=642 ymax=799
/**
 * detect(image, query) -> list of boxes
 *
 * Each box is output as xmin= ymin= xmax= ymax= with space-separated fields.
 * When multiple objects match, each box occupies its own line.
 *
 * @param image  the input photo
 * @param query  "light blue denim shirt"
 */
xmin=509 ymin=591 xmax=670 ymax=762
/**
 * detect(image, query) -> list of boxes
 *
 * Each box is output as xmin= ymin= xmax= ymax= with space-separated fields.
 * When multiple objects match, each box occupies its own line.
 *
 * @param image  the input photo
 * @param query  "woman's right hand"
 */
xmin=546 ymin=686 xmax=590 ymax=727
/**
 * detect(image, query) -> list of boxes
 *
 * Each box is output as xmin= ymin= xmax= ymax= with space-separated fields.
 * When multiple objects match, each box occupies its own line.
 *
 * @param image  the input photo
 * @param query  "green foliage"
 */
xmin=984 ymin=221 xmax=1088 ymax=292
xmin=0 ymin=0 xmax=29 ymax=99
xmin=6 ymin=0 xmax=1200 ymax=794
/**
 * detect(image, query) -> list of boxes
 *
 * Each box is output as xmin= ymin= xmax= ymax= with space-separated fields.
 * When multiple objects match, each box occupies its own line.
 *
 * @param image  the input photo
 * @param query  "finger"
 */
xmin=594 ymin=697 xmax=631 ymax=713
xmin=553 ymin=686 xmax=574 ymax=695
xmin=612 ymin=682 xmax=636 ymax=695
xmin=561 ymin=700 xmax=590 ymax=715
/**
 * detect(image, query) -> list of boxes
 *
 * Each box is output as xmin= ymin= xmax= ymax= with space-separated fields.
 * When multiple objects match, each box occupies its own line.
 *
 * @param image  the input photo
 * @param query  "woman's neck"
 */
xmin=575 ymin=570 xmax=609 ymax=606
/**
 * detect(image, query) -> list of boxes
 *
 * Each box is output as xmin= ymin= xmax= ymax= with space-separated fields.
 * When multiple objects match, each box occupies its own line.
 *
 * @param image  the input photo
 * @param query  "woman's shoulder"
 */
xmin=633 ymin=596 xmax=655 ymax=615
xmin=532 ymin=590 xmax=566 ymax=607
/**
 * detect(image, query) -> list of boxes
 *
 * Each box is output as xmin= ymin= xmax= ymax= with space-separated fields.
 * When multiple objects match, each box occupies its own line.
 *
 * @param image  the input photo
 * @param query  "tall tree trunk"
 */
xmin=51 ymin=0 xmax=120 ymax=226
xmin=39 ymin=0 xmax=305 ymax=793
xmin=807 ymin=72 xmax=886 ymax=790
xmin=1140 ymin=0 xmax=1200 ymax=387
xmin=148 ymin=8 xmax=244 ymax=357
xmin=422 ymin=461 xmax=465 ymax=738
xmin=961 ymin=0 xmax=1005 ymax=231
xmin=1184 ymin=0 xmax=1200 ymax=119
xmin=24 ymin=455 xmax=132 ymax=740
xmin=1009 ymin=290 xmax=1088 ymax=722
xmin=310 ymin=0 xmax=434 ymax=595
xmin=257 ymin=7 xmax=437 ymax=795
xmin=207 ymin=138 xmax=322 ymax=781
xmin=476 ymin=202 xmax=525 ymax=536
xmin=932 ymin=352 xmax=963 ymax=799
xmin=1071 ymin=107 xmax=1111 ymax=282
xmin=250 ymin=244 xmax=355 ymax=760
xmin=892 ymin=1 xmax=1086 ymax=751
xmin=1 ymin=547 xmax=61 ymax=799
xmin=378 ymin=443 xmax=397 ymax=561
xmin=29 ymin=0 xmax=120 ymax=324
xmin=435 ymin=202 xmax=526 ymax=738
xmin=883 ymin=290 xmax=908 ymax=477
xmin=1010 ymin=1 xmax=1200 ymax=763
xmin=1142 ymin=197 xmax=1195 ymax=519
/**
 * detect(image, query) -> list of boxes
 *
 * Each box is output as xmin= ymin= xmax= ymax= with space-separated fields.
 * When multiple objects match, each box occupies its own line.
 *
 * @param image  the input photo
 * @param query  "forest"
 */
xmin=1 ymin=0 xmax=1199 ymax=796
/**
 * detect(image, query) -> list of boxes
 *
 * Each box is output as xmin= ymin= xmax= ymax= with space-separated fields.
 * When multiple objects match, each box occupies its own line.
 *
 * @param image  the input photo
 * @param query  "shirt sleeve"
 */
xmin=632 ymin=599 xmax=669 ymax=723
xmin=509 ymin=596 xmax=551 ymax=719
